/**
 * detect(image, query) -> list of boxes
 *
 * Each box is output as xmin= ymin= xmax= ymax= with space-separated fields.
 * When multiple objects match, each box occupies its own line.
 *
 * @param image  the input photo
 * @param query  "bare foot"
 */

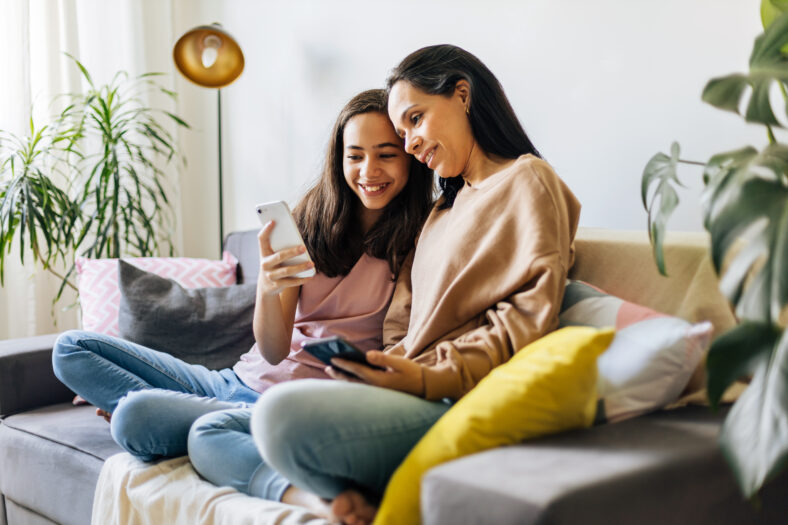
xmin=74 ymin=396 xmax=112 ymax=424
xmin=331 ymin=489 xmax=377 ymax=525
xmin=95 ymin=408 xmax=112 ymax=423
xmin=72 ymin=394 xmax=89 ymax=406
xmin=281 ymin=486 xmax=333 ymax=520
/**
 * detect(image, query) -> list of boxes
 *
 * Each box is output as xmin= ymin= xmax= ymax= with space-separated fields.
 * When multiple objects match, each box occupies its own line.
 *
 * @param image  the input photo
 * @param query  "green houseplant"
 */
xmin=0 ymin=57 xmax=188 ymax=305
xmin=641 ymin=3 xmax=788 ymax=499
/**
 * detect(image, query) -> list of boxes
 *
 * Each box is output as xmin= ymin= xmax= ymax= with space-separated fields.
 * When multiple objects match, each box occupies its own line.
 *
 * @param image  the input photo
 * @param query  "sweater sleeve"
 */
xmin=420 ymin=252 xmax=568 ymax=400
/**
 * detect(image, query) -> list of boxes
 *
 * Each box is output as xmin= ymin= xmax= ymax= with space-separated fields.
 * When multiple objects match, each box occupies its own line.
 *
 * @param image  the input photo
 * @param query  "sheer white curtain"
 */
xmin=0 ymin=0 xmax=183 ymax=339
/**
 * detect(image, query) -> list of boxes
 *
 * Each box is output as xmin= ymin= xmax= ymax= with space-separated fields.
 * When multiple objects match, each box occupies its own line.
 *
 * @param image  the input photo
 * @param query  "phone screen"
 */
xmin=301 ymin=337 xmax=384 ymax=371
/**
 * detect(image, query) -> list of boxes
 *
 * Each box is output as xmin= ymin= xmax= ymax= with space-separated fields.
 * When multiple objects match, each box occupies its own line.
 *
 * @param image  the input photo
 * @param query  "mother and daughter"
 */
xmin=53 ymin=44 xmax=580 ymax=524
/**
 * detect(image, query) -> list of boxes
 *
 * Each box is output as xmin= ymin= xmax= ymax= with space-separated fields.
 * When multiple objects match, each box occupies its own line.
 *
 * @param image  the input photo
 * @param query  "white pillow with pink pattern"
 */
xmin=559 ymin=280 xmax=713 ymax=423
xmin=76 ymin=252 xmax=239 ymax=337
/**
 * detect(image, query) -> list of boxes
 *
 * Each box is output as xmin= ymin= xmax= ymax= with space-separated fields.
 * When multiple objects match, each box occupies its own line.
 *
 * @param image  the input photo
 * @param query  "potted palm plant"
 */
xmin=641 ymin=2 xmax=788 ymax=500
xmin=0 ymin=57 xmax=188 ymax=306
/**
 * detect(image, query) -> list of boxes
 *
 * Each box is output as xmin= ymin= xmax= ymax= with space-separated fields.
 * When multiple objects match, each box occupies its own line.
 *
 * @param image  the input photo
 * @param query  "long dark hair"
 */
xmin=386 ymin=44 xmax=541 ymax=209
xmin=292 ymin=89 xmax=434 ymax=278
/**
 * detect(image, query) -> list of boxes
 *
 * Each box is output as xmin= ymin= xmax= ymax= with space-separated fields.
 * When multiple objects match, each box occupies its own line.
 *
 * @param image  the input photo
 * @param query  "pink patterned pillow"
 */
xmin=76 ymin=252 xmax=239 ymax=336
xmin=560 ymin=280 xmax=713 ymax=423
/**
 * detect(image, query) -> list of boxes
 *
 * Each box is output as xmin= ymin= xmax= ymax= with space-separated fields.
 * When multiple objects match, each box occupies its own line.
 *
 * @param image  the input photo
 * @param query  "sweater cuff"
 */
xmin=421 ymin=365 xmax=461 ymax=401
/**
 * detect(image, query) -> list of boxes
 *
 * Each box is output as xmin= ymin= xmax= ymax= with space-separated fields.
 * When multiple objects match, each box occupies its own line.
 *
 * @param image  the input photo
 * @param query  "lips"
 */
xmin=359 ymin=182 xmax=391 ymax=196
xmin=419 ymin=147 xmax=436 ymax=168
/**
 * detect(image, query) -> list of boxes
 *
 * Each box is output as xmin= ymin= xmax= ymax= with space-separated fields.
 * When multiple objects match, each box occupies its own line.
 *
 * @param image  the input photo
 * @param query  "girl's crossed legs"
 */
xmin=52 ymin=330 xmax=290 ymax=500
xmin=51 ymin=330 xmax=260 ymax=458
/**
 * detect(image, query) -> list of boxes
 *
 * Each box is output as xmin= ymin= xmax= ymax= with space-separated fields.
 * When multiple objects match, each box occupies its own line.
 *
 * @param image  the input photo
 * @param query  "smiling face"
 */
xmin=342 ymin=112 xmax=411 ymax=218
xmin=387 ymin=80 xmax=477 ymax=179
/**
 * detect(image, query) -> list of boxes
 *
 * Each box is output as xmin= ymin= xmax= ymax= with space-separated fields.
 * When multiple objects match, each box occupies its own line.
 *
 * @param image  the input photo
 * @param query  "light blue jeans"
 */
xmin=249 ymin=379 xmax=452 ymax=499
xmin=53 ymin=330 xmax=450 ymax=501
xmin=51 ymin=330 xmax=291 ymax=500
xmin=52 ymin=330 xmax=261 ymax=415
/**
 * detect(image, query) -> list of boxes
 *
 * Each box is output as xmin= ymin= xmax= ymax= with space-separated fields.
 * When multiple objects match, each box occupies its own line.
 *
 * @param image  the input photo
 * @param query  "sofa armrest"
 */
xmin=0 ymin=333 xmax=72 ymax=417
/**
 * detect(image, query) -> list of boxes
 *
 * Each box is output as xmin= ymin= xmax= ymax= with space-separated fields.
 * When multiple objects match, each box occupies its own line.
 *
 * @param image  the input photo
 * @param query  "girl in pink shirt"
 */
xmin=51 ymin=89 xmax=433 ymax=515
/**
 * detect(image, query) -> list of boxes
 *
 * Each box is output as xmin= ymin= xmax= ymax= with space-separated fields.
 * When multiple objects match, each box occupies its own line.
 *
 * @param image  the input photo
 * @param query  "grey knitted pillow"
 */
xmin=118 ymin=260 xmax=257 ymax=370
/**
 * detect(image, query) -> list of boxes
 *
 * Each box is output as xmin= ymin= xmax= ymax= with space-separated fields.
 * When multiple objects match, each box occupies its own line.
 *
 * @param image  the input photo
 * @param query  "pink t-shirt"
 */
xmin=233 ymin=253 xmax=395 ymax=392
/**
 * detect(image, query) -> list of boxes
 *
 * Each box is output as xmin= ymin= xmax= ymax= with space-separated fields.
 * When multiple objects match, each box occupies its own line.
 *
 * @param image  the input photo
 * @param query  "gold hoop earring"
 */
xmin=465 ymin=106 xmax=470 ymax=116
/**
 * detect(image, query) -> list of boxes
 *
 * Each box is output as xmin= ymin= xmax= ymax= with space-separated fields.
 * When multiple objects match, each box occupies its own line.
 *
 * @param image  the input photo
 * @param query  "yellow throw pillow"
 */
xmin=373 ymin=326 xmax=614 ymax=525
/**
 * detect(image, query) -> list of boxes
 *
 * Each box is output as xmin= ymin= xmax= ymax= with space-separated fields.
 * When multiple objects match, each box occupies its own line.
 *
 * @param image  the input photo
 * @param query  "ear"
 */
xmin=454 ymin=79 xmax=471 ymax=108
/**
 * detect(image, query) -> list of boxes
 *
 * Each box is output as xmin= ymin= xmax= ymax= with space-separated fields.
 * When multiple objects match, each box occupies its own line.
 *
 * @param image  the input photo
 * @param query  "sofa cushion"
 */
xmin=570 ymin=228 xmax=735 ymax=335
xmin=0 ymin=333 xmax=71 ymax=416
xmin=421 ymin=407 xmax=788 ymax=525
xmin=0 ymin=404 xmax=121 ymax=525
xmin=4 ymin=499 xmax=58 ymax=525
xmin=560 ymin=280 xmax=713 ymax=422
xmin=375 ymin=327 xmax=614 ymax=525
xmin=76 ymin=253 xmax=239 ymax=337
xmin=118 ymin=261 xmax=257 ymax=370
xmin=420 ymin=406 xmax=788 ymax=525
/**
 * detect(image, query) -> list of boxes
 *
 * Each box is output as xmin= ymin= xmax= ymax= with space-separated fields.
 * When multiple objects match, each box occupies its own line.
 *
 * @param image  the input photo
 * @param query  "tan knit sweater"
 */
xmin=382 ymin=154 xmax=581 ymax=400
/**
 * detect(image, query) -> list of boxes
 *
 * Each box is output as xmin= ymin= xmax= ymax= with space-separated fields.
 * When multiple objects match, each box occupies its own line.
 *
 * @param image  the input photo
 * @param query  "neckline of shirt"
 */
xmin=460 ymin=154 xmax=532 ymax=194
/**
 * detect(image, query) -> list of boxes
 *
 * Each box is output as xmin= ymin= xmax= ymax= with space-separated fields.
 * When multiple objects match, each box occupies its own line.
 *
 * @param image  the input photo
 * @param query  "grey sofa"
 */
xmin=0 ymin=229 xmax=787 ymax=525
xmin=0 ymin=231 xmax=260 ymax=525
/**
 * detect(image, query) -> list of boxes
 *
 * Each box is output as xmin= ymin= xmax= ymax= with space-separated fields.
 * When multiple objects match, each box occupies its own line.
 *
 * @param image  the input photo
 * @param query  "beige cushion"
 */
xmin=572 ymin=228 xmax=735 ymax=336
xmin=572 ymin=228 xmax=739 ymax=401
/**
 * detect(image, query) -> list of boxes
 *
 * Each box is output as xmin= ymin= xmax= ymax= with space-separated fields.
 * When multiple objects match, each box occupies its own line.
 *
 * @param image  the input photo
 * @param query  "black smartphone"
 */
xmin=301 ymin=336 xmax=385 ymax=372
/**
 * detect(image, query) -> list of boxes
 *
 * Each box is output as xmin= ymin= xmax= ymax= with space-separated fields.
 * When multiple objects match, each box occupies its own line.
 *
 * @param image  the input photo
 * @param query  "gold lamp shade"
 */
xmin=173 ymin=25 xmax=244 ymax=88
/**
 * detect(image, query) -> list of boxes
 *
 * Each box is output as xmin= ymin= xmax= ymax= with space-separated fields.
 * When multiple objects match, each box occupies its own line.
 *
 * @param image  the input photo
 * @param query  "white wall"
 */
xmin=173 ymin=0 xmax=769 ymax=259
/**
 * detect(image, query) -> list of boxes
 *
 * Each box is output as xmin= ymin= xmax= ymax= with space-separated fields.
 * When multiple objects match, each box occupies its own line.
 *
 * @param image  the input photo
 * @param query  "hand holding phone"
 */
xmin=256 ymin=200 xmax=316 ymax=280
xmin=301 ymin=336 xmax=385 ymax=375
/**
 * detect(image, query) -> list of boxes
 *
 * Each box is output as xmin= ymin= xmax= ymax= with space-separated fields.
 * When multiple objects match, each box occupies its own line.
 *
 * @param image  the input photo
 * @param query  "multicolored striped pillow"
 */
xmin=76 ymin=252 xmax=239 ymax=337
xmin=560 ymin=280 xmax=713 ymax=423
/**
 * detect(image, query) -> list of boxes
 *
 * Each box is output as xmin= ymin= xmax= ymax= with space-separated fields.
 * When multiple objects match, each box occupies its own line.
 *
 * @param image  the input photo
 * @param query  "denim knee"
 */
xmin=251 ymin=380 xmax=320 ymax=467
xmin=187 ymin=410 xmax=234 ymax=475
xmin=51 ymin=329 xmax=91 ymax=382
xmin=110 ymin=390 xmax=161 ymax=460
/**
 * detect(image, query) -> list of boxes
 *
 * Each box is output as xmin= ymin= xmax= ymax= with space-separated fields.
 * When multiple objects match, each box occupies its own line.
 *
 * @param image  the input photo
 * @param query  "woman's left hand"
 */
xmin=326 ymin=351 xmax=424 ymax=397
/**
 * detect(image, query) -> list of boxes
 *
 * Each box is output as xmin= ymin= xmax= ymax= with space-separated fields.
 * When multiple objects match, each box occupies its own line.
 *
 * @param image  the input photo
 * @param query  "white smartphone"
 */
xmin=255 ymin=200 xmax=316 ymax=279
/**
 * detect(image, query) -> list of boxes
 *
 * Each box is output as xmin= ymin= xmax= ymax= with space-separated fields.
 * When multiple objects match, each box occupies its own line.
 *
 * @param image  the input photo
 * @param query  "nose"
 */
xmin=360 ymin=157 xmax=381 ymax=178
xmin=404 ymin=133 xmax=421 ymax=155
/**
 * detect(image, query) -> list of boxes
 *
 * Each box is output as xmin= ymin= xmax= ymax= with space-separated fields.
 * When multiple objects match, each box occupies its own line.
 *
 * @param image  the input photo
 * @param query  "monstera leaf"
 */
xmin=642 ymin=5 xmax=788 ymax=501
xmin=706 ymin=321 xmax=781 ymax=406
xmin=641 ymin=142 xmax=683 ymax=275
xmin=701 ymin=144 xmax=788 ymax=322
xmin=761 ymin=0 xmax=788 ymax=29
xmin=713 ymin=327 xmax=788 ymax=498
xmin=702 ymin=142 xmax=788 ymax=499
xmin=702 ymin=11 xmax=788 ymax=127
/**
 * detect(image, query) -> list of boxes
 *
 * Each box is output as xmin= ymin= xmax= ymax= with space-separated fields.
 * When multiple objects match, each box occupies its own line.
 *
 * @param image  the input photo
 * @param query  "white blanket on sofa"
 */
xmin=92 ymin=453 xmax=330 ymax=525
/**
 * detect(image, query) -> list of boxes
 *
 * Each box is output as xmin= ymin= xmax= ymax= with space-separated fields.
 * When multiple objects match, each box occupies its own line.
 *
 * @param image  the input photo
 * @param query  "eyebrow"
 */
xmin=345 ymin=142 xmax=401 ymax=150
xmin=399 ymin=104 xmax=417 ymax=123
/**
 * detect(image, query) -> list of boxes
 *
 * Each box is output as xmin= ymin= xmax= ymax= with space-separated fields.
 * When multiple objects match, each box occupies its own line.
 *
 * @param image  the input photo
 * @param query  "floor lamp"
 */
xmin=173 ymin=24 xmax=244 ymax=256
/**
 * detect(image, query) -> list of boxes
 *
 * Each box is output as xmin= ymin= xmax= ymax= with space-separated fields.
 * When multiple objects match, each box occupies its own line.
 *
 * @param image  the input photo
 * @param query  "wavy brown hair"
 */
xmin=292 ymin=89 xmax=434 ymax=278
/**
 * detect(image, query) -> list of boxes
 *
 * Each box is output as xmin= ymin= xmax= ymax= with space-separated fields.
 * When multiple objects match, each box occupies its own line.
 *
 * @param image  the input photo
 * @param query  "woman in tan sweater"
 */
xmin=250 ymin=44 xmax=581 ymax=524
